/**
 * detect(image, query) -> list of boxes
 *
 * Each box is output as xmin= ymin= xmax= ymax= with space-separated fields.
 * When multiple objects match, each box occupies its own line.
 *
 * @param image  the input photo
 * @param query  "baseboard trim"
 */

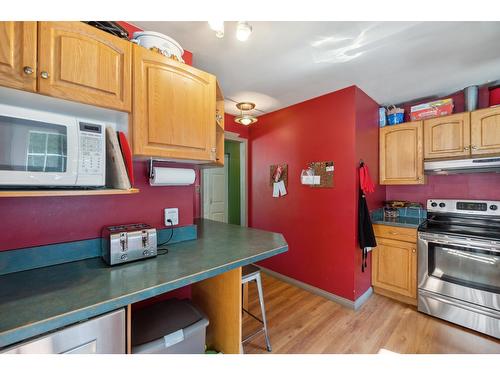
xmin=354 ymin=286 xmax=373 ymax=310
xmin=259 ymin=266 xmax=373 ymax=310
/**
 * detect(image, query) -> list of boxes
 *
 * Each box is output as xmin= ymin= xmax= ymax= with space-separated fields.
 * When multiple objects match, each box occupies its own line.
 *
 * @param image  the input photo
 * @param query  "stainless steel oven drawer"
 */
xmin=1 ymin=309 xmax=125 ymax=354
xmin=418 ymin=289 xmax=500 ymax=339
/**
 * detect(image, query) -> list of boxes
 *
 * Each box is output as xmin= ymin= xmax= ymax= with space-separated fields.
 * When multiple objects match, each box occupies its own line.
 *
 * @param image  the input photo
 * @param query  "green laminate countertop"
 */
xmin=371 ymin=208 xmax=426 ymax=229
xmin=0 ymin=219 xmax=288 ymax=349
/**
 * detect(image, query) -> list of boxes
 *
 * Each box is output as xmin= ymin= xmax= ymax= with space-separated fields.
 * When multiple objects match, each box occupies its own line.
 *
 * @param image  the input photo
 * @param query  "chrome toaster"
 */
xmin=102 ymin=223 xmax=157 ymax=266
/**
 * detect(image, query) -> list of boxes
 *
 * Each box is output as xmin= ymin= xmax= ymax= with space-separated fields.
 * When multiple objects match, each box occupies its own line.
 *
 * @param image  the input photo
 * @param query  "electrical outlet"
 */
xmin=164 ymin=208 xmax=179 ymax=226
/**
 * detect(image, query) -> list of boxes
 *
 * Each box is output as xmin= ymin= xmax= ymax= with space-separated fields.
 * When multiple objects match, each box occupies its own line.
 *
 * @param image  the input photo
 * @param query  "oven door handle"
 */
xmin=418 ymin=235 xmax=500 ymax=254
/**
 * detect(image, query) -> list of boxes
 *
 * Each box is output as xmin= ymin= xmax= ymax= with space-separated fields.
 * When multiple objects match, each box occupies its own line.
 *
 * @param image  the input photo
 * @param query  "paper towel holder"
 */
xmin=148 ymin=158 xmax=155 ymax=180
xmin=148 ymin=158 xmax=196 ymax=186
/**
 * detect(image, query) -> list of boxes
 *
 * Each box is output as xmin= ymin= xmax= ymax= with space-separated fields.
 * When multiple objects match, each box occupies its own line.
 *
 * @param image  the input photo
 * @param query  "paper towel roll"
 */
xmin=150 ymin=167 xmax=196 ymax=186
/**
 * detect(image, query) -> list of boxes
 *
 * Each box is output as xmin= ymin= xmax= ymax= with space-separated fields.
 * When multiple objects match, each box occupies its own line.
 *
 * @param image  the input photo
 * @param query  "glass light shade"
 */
xmin=208 ymin=21 xmax=224 ymax=38
xmin=235 ymin=114 xmax=258 ymax=126
xmin=236 ymin=22 xmax=252 ymax=41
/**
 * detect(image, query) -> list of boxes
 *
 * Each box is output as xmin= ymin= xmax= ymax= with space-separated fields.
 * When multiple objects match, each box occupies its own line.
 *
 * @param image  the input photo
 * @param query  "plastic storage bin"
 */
xmin=131 ymin=298 xmax=209 ymax=354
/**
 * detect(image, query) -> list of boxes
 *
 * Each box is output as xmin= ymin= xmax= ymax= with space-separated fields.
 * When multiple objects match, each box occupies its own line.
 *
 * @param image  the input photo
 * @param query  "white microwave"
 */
xmin=0 ymin=103 xmax=107 ymax=187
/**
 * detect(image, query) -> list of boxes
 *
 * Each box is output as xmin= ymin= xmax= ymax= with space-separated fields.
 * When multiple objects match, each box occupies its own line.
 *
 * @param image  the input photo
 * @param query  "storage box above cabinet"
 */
xmin=38 ymin=22 xmax=132 ymax=112
xmin=130 ymin=45 xmax=217 ymax=162
xmin=379 ymin=122 xmax=425 ymax=185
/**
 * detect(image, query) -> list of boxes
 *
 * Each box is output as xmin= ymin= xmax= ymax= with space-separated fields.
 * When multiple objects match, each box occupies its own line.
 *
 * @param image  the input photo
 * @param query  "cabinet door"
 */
xmin=372 ymin=238 xmax=417 ymax=298
xmin=132 ymin=45 xmax=216 ymax=161
xmin=0 ymin=22 xmax=37 ymax=92
xmin=380 ymin=122 xmax=425 ymax=185
xmin=424 ymin=113 xmax=470 ymax=159
xmin=471 ymin=107 xmax=500 ymax=156
xmin=38 ymin=22 xmax=131 ymax=111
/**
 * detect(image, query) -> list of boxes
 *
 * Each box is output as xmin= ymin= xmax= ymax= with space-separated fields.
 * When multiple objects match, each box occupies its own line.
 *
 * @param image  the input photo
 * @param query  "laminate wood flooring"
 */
xmin=242 ymin=273 xmax=500 ymax=354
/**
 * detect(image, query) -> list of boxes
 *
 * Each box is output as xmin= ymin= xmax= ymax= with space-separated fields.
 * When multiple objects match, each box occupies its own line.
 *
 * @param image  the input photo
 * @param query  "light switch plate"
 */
xmin=164 ymin=208 xmax=179 ymax=226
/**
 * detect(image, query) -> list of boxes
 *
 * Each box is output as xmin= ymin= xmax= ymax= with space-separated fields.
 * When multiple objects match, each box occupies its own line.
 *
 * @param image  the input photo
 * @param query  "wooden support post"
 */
xmin=192 ymin=267 xmax=242 ymax=354
xmin=126 ymin=304 xmax=132 ymax=354
xmin=243 ymin=283 xmax=249 ymax=310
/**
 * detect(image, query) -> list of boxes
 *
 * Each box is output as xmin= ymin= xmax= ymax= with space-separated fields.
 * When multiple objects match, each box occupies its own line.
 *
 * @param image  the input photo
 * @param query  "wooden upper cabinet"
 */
xmin=0 ymin=22 xmax=37 ymax=92
xmin=37 ymin=22 xmax=131 ymax=111
xmin=380 ymin=122 xmax=425 ymax=185
xmin=470 ymin=106 xmax=500 ymax=156
xmin=372 ymin=236 xmax=417 ymax=299
xmin=131 ymin=45 xmax=216 ymax=161
xmin=424 ymin=113 xmax=470 ymax=159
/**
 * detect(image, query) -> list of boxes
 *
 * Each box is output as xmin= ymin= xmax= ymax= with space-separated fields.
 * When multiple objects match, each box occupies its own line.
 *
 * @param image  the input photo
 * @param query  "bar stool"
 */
xmin=241 ymin=264 xmax=272 ymax=352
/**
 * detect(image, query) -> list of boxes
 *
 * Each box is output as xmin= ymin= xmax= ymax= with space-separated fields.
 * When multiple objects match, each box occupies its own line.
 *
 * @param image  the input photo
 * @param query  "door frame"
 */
xmin=201 ymin=131 xmax=248 ymax=226
xmin=226 ymin=131 xmax=248 ymax=227
xmin=202 ymin=155 xmax=229 ymax=222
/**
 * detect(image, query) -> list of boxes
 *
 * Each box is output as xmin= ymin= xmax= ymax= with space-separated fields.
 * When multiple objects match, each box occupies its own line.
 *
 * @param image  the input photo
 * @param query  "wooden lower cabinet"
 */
xmin=379 ymin=122 xmax=425 ymax=185
xmin=372 ymin=225 xmax=417 ymax=305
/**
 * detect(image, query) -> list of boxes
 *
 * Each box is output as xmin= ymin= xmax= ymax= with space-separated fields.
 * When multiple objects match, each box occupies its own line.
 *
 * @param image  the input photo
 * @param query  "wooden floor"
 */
xmin=242 ymin=273 xmax=500 ymax=354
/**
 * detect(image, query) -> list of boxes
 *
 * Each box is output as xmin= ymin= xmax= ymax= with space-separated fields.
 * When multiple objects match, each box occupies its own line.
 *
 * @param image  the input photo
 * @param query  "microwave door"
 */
xmin=0 ymin=108 xmax=78 ymax=186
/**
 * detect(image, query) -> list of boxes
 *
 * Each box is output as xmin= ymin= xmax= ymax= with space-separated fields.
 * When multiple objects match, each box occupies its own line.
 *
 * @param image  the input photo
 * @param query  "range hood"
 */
xmin=425 ymin=156 xmax=500 ymax=175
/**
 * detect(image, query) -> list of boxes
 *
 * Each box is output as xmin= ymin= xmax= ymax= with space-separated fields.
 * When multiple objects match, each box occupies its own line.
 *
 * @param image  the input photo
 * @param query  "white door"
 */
xmin=203 ymin=154 xmax=228 ymax=222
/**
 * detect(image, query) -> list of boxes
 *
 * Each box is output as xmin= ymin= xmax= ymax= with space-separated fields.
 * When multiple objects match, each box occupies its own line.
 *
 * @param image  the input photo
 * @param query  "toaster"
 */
xmin=102 ymin=223 xmax=157 ymax=266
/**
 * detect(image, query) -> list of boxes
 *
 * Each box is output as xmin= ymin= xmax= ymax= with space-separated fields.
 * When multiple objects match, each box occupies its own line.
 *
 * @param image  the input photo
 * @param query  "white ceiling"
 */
xmin=132 ymin=21 xmax=500 ymax=116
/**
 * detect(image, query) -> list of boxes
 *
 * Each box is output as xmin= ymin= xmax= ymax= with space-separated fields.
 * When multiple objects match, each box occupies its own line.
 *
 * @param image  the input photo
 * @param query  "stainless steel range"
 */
xmin=417 ymin=199 xmax=500 ymax=339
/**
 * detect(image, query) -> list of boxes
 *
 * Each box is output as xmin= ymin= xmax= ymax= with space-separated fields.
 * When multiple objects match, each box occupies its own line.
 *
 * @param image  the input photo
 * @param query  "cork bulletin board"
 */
xmin=310 ymin=161 xmax=334 ymax=188
xmin=269 ymin=164 xmax=288 ymax=187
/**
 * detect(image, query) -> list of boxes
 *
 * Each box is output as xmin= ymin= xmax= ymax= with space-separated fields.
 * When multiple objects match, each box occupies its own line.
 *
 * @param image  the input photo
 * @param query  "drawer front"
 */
xmin=373 ymin=224 xmax=417 ymax=243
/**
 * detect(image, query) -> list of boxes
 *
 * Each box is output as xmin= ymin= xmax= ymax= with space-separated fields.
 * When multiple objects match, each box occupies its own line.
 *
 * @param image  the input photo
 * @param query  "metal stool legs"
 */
xmin=242 ymin=270 xmax=272 ymax=352
xmin=255 ymin=272 xmax=272 ymax=352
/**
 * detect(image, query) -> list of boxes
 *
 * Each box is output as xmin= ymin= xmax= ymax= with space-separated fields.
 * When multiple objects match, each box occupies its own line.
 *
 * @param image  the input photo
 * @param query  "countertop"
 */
xmin=0 ymin=219 xmax=288 ymax=349
xmin=371 ymin=208 xmax=426 ymax=229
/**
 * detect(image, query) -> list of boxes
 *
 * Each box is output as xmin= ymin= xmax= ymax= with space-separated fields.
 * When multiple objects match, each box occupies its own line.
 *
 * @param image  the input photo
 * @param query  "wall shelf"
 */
xmin=0 ymin=188 xmax=140 ymax=198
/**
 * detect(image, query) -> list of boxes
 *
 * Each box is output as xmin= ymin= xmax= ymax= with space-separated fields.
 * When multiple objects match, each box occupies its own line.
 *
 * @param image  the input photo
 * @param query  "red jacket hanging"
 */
xmin=359 ymin=163 xmax=375 ymax=195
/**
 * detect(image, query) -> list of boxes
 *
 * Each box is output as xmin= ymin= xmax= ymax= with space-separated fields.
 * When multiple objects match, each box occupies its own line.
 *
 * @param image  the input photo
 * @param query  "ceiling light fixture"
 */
xmin=236 ymin=21 xmax=252 ymax=41
xmin=208 ymin=21 xmax=224 ymax=38
xmin=234 ymin=102 xmax=258 ymax=126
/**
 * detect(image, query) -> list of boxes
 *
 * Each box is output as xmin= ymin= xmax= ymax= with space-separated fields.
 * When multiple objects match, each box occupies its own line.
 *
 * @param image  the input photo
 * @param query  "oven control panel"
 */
xmin=427 ymin=199 xmax=500 ymax=216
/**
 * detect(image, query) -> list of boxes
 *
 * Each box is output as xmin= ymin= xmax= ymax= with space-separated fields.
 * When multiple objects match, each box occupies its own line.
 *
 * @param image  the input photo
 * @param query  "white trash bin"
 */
xmin=132 ymin=298 xmax=209 ymax=354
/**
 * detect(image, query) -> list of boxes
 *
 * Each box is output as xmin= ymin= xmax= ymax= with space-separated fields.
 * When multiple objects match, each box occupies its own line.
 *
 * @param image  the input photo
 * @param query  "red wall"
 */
xmin=249 ymin=86 xmax=383 ymax=301
xmin=354 ymin=88 xmax=386 ymax=299
xmin=0 ymin=161 xmax=195 ymax=251
xmin=386 ymin=173 xmax=500 ymax=205
xmin=224 ymin=113 xmax=249 ymax=139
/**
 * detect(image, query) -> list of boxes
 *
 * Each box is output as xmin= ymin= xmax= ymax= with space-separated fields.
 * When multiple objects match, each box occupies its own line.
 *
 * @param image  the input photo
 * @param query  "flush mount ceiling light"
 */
xmin=236 ymin=21 xmax=252 ymax=41
xmin=207 ymin=21 xmax=253 ymax=41
xmin=208 ymin=21 xmax=224 ymax=38
xmin=234 ymin=102 xmax=258 ymax=126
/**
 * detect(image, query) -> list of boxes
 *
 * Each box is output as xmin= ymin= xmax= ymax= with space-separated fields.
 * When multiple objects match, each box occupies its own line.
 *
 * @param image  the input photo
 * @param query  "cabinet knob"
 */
xmin=40 ymin=71 xmax=50 ymax=79
xmin=412 ymin=249 xmax=416 ymax=253
xmin=471 ymin=145 xmax=478 ymax=150
xmin=464 ymin=146 xmax=470 ymax=151
xmin=23 ymin=66 xmax=34 ymax=75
